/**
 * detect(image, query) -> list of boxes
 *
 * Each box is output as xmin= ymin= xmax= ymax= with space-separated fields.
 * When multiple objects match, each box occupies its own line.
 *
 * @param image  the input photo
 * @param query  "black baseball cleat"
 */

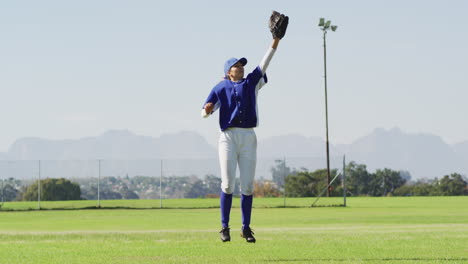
xmin=219 ymin=227 xmax=231 ymax=242
xmin=241 ymin=227 xmax=256 ymax=243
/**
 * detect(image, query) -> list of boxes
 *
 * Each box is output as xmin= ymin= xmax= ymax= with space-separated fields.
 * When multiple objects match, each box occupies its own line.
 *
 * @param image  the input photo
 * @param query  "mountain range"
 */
xmin=1 ymin=127 xmax=468 ymax=179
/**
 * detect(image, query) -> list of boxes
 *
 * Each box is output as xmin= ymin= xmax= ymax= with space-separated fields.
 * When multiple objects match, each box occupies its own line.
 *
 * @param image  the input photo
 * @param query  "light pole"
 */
xmin=318 ymin=18 xmax=337 ymax=197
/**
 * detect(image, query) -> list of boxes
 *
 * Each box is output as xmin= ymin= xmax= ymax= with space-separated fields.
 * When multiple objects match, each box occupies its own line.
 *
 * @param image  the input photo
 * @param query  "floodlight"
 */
xmin=318 ymin=18 xmax=325 ymax=27
xmin=317 ymin=16 xmax=338 ymax=197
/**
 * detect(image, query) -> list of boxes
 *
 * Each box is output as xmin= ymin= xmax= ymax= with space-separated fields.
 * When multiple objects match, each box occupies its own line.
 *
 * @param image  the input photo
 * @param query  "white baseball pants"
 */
xmin=218 ymin=127 xmax=257 ymax=195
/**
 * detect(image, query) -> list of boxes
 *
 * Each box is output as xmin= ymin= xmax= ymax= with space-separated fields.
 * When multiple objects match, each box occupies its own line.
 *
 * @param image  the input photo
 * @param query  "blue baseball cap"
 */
xmin=224 ymin=57 xmax=247 ymax=75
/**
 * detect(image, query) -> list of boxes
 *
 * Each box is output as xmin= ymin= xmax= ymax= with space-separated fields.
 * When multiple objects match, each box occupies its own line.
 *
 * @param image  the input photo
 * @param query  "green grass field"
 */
xmin=1 ymin=197 xmax=468 ymax=264
xmin=0 ymin=196 xmax=347 ymax=211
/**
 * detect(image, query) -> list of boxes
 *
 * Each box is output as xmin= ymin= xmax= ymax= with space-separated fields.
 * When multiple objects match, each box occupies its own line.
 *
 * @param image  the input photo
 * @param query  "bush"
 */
xmin=285 ymin=169 xmax=340 ymax=197
xmin=21 ymin=178 xmax=81 ymax=201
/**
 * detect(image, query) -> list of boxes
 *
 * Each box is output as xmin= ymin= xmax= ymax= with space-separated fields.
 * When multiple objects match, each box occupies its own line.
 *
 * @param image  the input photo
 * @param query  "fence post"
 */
xmin=1 ymin=163 xmax=4 ymax=208
xmin=343 ymin=155 xmax=346 ymax=207
xmin=98 ymin=159 xmax=101 ymax=208
xmin=283 ymin=157 xmax=286 ymax=208
xmin=160 ymin=159 xmax=163 ymax=209
xmin=38 ymin=160 xmax=41 ymax=210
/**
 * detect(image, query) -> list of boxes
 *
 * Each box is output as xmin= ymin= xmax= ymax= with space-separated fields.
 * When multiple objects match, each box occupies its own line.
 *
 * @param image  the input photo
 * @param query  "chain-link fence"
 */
xmin=0 ymin=156 xmax=345 ymax=210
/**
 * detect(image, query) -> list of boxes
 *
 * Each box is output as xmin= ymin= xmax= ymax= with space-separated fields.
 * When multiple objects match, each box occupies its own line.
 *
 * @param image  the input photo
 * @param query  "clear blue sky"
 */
xmin=1 ymin=0 xmax=467 ymax=151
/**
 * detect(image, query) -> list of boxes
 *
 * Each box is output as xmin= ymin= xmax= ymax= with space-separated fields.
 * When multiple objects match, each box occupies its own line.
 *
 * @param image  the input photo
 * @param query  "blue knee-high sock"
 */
xmin=220 ymin=192 xmax=233 ymax=228
xmin=241 ymin=194 xmax=253 ymax=229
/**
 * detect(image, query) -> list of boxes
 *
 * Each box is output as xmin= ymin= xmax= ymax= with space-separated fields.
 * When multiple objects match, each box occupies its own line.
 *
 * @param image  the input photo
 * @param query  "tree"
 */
xmin=399 ymin=171 xmax=412 ymax=182
xmin=119 ymin=185 xmax=139 ymax=199
xmin=393 ymin=179 xmax=435 ymax=196
xmin=22 ymin=178 xmax=81 ymax=201
xmin=436 ymin=173 xmax=467 ymax=196
xmin=186 ymin=179 xmax=208 ymax=198
xmin=203 ymin=175 xmax=222 ymax=196
xmin=100 ymin=189 xmax=123 ymax=200
xmin=412 ymin=180 xmax=434 ymax=196
xmin=285 ymin=169 xmax=339 ymax=197
xmin=392 ymin=184 xmax=414 ymax=196
xmin=285 ymin=171 xmax=315 ymax=197
xmin=81 ymin=185 xmax=125 ymax=200
xmin=345 ymin=162 xmax=372 ymax=196
xmin=121 ymin=189 xmax=139 ymax=199
xmin=372 ymin=168 xmax=407 ymax=196
xmin=80 ymin=186 xmax=98 ymax=200
xmin=2 ymin=184 xmax=19 ymax=202
xmin=345 ymin=163 xmax=407 ymax=196
xmin=270 ymin=159 xmax=296 ymax=188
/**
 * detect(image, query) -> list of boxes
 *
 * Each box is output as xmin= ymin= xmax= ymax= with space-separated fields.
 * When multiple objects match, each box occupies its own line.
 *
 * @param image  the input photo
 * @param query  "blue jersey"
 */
xmin=203 ymin=66 xmax=268 ymax=131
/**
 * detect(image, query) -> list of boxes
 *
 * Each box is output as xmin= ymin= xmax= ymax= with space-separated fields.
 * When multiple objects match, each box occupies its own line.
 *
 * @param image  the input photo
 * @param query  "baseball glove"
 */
xmin=269 ymin=11 xmax=289 ymax=39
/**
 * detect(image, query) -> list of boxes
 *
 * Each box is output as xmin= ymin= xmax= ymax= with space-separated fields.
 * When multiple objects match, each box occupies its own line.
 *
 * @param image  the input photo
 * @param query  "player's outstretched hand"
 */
xmin=269 ymin=11 xmax=289 ymax=39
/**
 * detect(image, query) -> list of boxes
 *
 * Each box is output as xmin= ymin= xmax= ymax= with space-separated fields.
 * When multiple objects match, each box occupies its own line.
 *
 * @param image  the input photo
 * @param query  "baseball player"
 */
xmin=201 ymin=11 xmax=288 ymax=243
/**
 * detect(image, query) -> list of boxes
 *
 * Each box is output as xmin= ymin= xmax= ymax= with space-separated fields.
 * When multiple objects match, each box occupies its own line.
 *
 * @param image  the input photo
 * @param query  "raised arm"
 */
xmin=259 ymin=38 xmax=280 ymax=74
xmin=260 ymin=10 xmax=288 ymax=73
xmin=272 ymin=38 xmax=280 ymax=49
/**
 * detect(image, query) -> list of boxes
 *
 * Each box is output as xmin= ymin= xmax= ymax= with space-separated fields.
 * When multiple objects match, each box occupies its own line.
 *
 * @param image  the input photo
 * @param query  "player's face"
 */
xmin=228 ymin=62 xmax=244 ymax=81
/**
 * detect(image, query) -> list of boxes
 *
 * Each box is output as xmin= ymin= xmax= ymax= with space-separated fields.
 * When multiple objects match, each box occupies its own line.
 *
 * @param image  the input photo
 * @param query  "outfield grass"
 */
xmin=0 ymin=196 xmax=347 ymax=211
xmin=1 ymin=197 xmax=467 ymax=263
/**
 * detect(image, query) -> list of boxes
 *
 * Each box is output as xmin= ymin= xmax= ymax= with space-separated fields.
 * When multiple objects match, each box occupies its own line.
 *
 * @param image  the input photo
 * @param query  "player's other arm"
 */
xmin=202 ymin=102 xmax=214 ymax=118
xmin=201 ymin=88 xmax=219 ymax=118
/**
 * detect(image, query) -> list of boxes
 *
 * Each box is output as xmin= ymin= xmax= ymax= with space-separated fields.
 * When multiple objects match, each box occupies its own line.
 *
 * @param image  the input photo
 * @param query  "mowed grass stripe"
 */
xmin=1 ymin=223 xmax=468 ymax=235
xmin=0 ymin=229 xmax=467 ymax=264
xmin=2 ymin=196 xmax=467 ymax=211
